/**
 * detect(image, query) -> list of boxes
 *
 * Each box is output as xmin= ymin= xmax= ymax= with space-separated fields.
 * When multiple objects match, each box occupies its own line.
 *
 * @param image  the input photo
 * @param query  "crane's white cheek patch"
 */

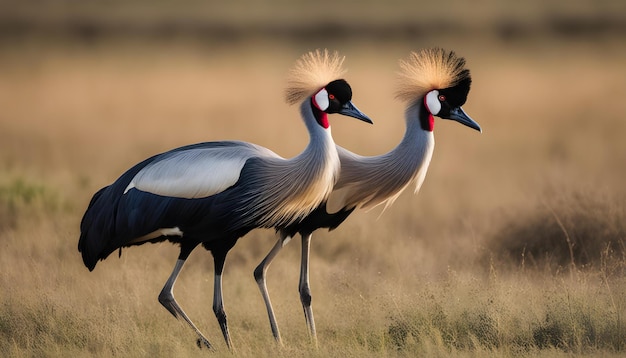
xmin=425 ymin=90 xmax=441 ymax=116
xmin=314 ymin=88 xmax=330 ymax=111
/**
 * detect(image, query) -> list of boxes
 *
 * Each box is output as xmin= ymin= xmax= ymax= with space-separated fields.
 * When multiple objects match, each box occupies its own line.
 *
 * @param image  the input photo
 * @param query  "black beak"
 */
xmin=339 ymin=101 xmax=373 ymax=124
xmin=448 ymin=107 xmax=481 ymax=132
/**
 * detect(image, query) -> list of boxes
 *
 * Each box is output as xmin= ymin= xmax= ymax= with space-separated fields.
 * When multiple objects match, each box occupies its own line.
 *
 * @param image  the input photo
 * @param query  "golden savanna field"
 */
xmin=1 ymin=1 xmax=625 ymax=357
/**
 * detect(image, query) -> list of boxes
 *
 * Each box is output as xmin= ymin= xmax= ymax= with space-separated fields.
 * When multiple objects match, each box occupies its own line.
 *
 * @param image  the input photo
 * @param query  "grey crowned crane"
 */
xmin=78 ymin=50 xmax=372 ymax=350
xmin=254 ymin=48 xmax=481 ymax=344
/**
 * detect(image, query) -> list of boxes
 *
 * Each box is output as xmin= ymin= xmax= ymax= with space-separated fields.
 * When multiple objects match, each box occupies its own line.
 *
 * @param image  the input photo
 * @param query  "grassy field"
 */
xmin=1 ymin=10 xmax=626 ymax=356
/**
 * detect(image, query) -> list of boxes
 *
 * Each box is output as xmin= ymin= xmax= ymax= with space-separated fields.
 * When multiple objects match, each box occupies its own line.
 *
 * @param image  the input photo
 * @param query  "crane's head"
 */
xmin=396 ymin=48 xmax=481 ymax=132
xmin=286 ymin=49 xmax=372 ymax=128
xmin=310 ymin=79 xmax=372 ymax=127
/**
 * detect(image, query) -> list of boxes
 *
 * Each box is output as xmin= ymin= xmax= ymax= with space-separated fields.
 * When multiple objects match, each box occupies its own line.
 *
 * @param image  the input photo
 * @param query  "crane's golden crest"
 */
xmin=395 ymin=48 xmax=469 ymax=102
xmin=285 ymin=49 xmax=346 ymax=105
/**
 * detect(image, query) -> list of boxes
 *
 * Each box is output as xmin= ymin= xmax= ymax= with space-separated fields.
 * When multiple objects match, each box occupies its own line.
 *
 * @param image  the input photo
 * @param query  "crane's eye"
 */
xmin=438 ymin=95 xmax=446 ymax=101
xmin=328 ymin=94 xmax=335 ymax=100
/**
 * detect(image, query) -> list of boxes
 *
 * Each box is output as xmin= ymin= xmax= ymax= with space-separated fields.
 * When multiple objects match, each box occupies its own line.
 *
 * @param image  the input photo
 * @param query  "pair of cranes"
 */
xmin=78 ymin=48 xmax=481 ymax=349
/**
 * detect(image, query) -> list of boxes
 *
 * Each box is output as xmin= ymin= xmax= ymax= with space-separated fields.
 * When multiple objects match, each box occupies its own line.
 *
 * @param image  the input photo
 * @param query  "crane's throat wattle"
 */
xmin=310 ymin=98 xmax=330 ymax=129
xmin=426 ymin=114 xmax=434 ymax=131
xmin=420 ymin=97 xmax=435 ymax=132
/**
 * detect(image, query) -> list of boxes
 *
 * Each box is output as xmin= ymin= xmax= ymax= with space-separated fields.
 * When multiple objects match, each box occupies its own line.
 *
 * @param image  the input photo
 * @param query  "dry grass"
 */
xmin=1 ymin=33 xmax=625 ymax=357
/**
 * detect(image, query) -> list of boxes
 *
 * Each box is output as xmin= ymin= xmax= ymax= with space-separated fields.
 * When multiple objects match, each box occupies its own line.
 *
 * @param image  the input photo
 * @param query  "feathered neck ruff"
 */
xmin=285 ymin=49 xmax=346 ymax=105
xmin=395 ymin=48 xmax=470 ymax=103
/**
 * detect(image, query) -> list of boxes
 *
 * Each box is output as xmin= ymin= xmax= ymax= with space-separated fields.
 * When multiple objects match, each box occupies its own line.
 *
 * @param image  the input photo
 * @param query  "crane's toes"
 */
xmin=196 ymin=337 xmax=212 ymax=350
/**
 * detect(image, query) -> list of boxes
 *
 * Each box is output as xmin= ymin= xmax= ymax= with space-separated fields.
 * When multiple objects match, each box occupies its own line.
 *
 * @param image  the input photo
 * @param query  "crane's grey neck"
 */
xmin=300 ymin=100 xmax=331 ymax=141
xmin=295 ymin=100 xmax=336 ymax=166
xmin=363 ymin=101 xmax=433 ymax=177
xmin=329 ymin=101 xmax=434 ymax=212
xmin=400 ymin=101 xmax=432 ymax=150
xmin=243 ymin=100 xmax=339 ymax=227
xmin=370 ymin=100 xmax=434 ymax=192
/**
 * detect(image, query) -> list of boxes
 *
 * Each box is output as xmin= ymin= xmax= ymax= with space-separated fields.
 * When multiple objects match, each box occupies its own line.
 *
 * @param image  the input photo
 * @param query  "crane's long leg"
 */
xmin=253 ymin=232 xmax=293 ymax=344
xmin=299 ymin=231 xmax=317 ymax=345
xmin=212 ymin=250 xmax=233 ymax=350
xmin=158 ymin=258 xmax=212 ymax=349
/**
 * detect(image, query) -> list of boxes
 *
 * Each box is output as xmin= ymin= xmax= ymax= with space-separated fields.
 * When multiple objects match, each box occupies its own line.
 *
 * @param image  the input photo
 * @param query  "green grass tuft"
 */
xmin=0 ymin=178 xmax=63 ymax=231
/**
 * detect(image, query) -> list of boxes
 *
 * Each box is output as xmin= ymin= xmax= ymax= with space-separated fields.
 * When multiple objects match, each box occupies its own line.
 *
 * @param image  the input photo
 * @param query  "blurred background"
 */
xmin=1 ymin=0 xmax=625 ymax=41
xmin=1 ymin=0 xmax=625 ymax=356
xmin=2 ymin=0 xmax=625 ymax=268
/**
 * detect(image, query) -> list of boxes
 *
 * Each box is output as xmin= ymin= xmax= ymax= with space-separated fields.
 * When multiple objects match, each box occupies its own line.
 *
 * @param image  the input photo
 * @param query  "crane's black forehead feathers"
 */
xmin=439 ymin=74 xmax=471 ymax=107
xmin=324 ymin=79 xmax=352 ymax=104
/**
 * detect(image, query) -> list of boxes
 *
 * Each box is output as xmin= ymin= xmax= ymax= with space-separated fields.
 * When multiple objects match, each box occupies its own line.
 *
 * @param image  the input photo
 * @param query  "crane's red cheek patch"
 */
xmin=311 ymin=97 xmax=330 ymax=129
xmin=318 ymin=112 xmax=330 ymax=129
xmin=423 ymin=96 xmax=435 ymax=132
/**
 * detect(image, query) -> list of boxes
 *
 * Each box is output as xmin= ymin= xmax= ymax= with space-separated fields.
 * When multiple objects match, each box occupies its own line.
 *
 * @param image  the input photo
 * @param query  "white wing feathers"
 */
xmin=124 ymin=145 xmax=280 ymax=199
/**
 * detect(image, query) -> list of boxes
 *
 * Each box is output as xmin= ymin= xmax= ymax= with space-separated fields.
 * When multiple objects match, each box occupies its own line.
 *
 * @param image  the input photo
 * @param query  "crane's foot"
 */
xmin=196 ymin=336 xmax=212 ymax=350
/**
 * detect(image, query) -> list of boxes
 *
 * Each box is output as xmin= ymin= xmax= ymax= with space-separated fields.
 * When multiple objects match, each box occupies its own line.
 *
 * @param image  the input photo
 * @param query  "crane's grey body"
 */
xmin=129 ymin=101 xmax=338 ymax=226
xmin=80 ymin=115 xmax=338 ymax=262
xmin=78 ymin=50 xmax=372 ymax=350
xmin=254 ymin=48 xmax=481 ymax=345
xmin=79 ymin=103 xmax=339 ymax=349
